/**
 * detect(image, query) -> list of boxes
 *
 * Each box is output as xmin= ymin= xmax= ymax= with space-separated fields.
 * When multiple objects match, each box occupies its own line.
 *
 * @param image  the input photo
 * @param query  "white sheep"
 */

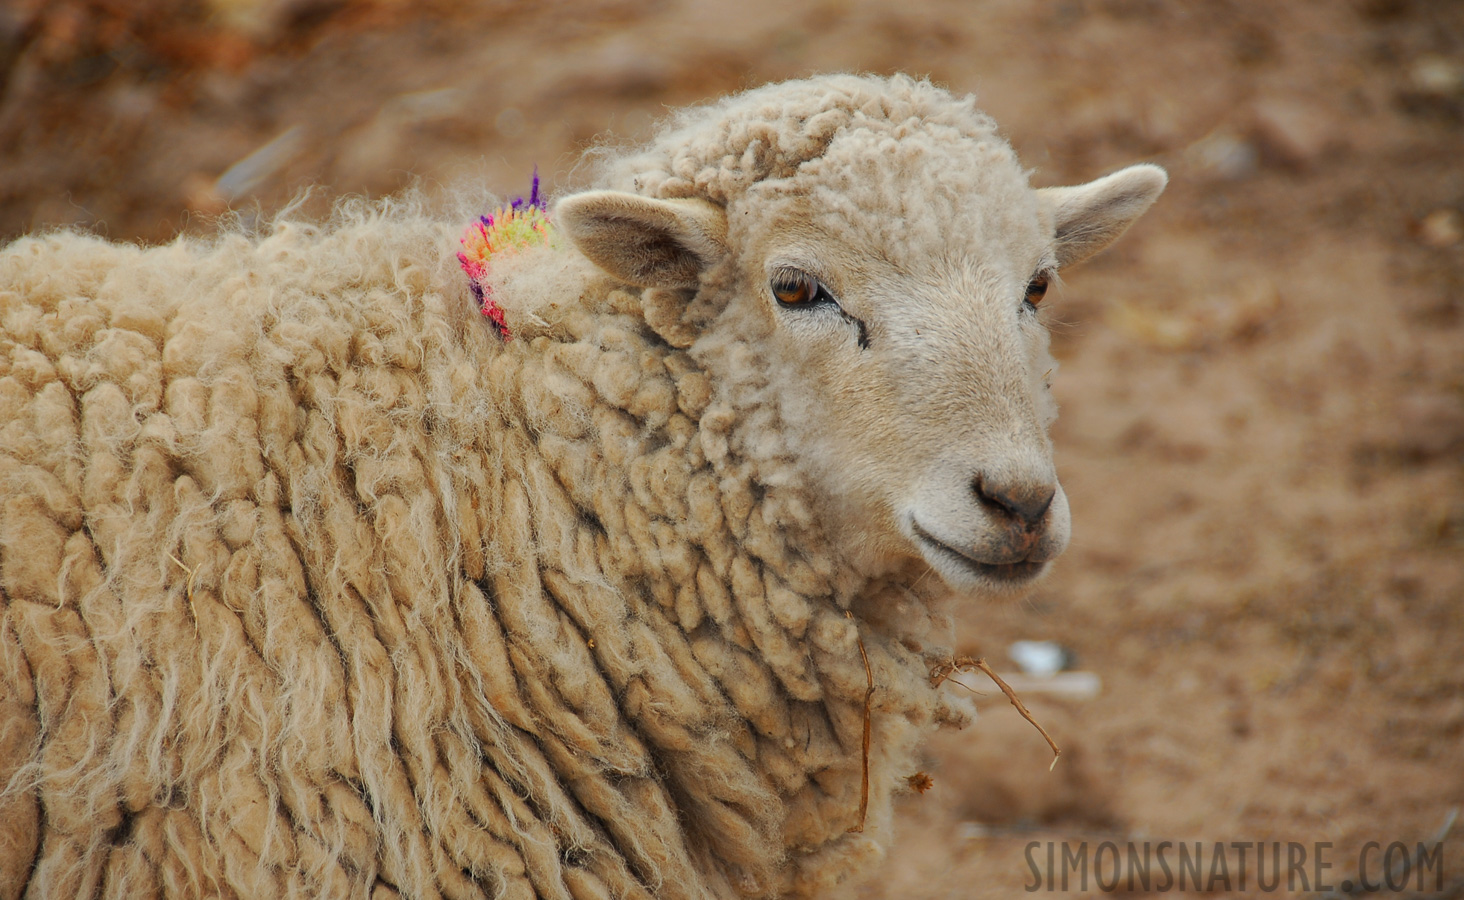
xmin=0 ymin=73 xmax=1164 ymax=900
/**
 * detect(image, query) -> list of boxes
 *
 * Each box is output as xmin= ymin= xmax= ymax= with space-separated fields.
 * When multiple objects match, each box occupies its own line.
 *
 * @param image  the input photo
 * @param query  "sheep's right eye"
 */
xmin=771 ymin=272 xmax=823 ymax=307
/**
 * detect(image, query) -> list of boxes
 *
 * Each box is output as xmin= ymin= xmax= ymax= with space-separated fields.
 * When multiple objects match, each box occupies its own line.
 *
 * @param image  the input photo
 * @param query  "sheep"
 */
xmin=0 ymin=73 xmax=1164 ymax=900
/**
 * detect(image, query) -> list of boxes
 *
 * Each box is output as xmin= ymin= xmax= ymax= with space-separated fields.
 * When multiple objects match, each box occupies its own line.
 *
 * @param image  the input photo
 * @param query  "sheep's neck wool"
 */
xmin=474 ymin=236 xmax=972 ymax=899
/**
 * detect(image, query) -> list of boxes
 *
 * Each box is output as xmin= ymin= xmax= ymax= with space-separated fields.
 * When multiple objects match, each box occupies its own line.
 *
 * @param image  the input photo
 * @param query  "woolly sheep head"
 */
xmin=556 ymin=75 xmax=1165 ymax=597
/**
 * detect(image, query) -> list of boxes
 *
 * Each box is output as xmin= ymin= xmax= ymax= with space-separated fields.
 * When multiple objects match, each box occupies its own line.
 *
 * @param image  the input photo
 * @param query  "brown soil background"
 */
xmin=3 ymin=0 xmax=1462 ymax=896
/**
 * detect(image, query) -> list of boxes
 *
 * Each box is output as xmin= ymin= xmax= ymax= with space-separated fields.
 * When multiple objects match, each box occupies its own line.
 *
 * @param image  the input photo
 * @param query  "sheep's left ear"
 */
xmin=554 ymin=190 xmax=728 ymax=289
xmin=1038 ymin=164 xmax=1167 ymax=268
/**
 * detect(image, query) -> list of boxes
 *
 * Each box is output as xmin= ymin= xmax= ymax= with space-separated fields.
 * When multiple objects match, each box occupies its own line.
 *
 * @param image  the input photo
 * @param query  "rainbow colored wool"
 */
xmin=458 ymin=173 xmax=556 ymax=340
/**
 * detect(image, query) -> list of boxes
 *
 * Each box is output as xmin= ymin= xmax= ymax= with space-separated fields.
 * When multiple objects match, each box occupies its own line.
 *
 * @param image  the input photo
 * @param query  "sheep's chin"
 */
xmin=907 ymin=519 xmax=1053 ymax=597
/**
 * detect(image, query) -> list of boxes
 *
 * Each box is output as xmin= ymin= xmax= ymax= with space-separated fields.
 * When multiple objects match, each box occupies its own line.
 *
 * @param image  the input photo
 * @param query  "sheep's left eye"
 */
xmin=1024 ymin=275 xmax=1049 ymax=310
xmin=771 ymin=272 xmax=823 ymax=307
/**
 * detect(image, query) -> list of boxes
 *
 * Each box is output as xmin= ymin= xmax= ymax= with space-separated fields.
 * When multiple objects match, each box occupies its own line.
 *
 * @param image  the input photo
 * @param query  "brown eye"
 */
xmin=1024 ymin=274 xmax=1049 ymax=309
xmin=771 ymin=272 xmax=821 ymax=306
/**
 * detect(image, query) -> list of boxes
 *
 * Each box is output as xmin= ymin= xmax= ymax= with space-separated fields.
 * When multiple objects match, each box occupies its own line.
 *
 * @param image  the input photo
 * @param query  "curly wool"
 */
xmin=603 ymin=73 xmax=1001 ymax=204
xmin=0 ymin=77 xmax=984 ymax=900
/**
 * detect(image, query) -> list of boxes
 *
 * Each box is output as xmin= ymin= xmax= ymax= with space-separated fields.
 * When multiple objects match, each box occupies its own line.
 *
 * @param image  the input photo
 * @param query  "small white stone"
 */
xmin=1008 ymin=640 xmax=1069 ymax=677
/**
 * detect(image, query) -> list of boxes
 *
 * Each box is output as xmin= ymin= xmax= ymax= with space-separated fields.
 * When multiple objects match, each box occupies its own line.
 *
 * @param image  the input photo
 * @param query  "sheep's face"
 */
xmin=556 ymin=150 xmax=1164 ymax=598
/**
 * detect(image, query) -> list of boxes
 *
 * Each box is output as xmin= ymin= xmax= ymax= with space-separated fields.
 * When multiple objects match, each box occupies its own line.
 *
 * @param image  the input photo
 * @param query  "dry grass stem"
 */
xmin=932 ymin=656 xmax=1062 ymax=770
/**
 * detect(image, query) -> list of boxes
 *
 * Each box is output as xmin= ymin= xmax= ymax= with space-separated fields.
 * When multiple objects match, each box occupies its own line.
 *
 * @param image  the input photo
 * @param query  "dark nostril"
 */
xmin=973 ymin=475 xmax=1056 ymax=529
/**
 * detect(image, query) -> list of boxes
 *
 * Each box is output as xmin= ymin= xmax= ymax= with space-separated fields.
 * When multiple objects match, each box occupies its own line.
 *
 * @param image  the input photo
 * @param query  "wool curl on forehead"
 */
xmin=600 ymin=73 xmax=1003 ymax=201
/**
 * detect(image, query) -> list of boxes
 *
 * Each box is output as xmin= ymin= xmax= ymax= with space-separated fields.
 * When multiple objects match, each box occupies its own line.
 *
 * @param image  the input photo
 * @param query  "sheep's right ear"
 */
xmin=554 ymin=191 xmax=728 ymax=290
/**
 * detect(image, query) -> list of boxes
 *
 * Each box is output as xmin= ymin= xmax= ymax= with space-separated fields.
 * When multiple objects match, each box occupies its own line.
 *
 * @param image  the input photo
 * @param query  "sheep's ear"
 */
xmin=1038 ymin=164 xmax=1167 ymax=268
xmin=554 ymin=191 xmax=728 ymax=289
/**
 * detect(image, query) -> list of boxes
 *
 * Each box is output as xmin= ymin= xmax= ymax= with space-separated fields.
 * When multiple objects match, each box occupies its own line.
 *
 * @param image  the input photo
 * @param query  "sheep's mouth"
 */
xmin=910 ymin=521 xmax=1047 ymax=584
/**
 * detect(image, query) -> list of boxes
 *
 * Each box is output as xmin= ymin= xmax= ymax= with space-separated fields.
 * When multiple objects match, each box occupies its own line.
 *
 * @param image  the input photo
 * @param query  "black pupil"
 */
xmin=1027 ymin=278 xmax=1048 ymax=304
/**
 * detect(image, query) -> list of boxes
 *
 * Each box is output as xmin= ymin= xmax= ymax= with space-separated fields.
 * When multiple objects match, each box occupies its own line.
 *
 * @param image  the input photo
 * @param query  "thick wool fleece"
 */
xmin=0 ymin=77 xmax=980 ymax=900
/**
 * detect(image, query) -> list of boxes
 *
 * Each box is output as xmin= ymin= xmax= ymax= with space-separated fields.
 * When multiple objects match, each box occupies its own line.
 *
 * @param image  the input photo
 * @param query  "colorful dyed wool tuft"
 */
xmin=458 ymin=172 xmax=556 ymax=339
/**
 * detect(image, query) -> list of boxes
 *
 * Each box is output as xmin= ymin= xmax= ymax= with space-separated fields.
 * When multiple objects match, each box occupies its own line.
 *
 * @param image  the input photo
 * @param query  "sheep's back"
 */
xmin=0 ymin=222 xmax=539 ymax=899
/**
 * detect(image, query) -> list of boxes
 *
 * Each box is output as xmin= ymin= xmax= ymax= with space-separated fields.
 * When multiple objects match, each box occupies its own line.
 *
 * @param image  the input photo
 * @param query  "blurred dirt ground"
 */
xmin=2 ymin=0 xmax=1462 ymax=896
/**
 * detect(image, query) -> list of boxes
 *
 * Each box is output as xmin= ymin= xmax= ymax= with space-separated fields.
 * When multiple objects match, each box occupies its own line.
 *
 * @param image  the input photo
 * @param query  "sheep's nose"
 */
xmin=973 ymin=474 xmax=1055 ymax=531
